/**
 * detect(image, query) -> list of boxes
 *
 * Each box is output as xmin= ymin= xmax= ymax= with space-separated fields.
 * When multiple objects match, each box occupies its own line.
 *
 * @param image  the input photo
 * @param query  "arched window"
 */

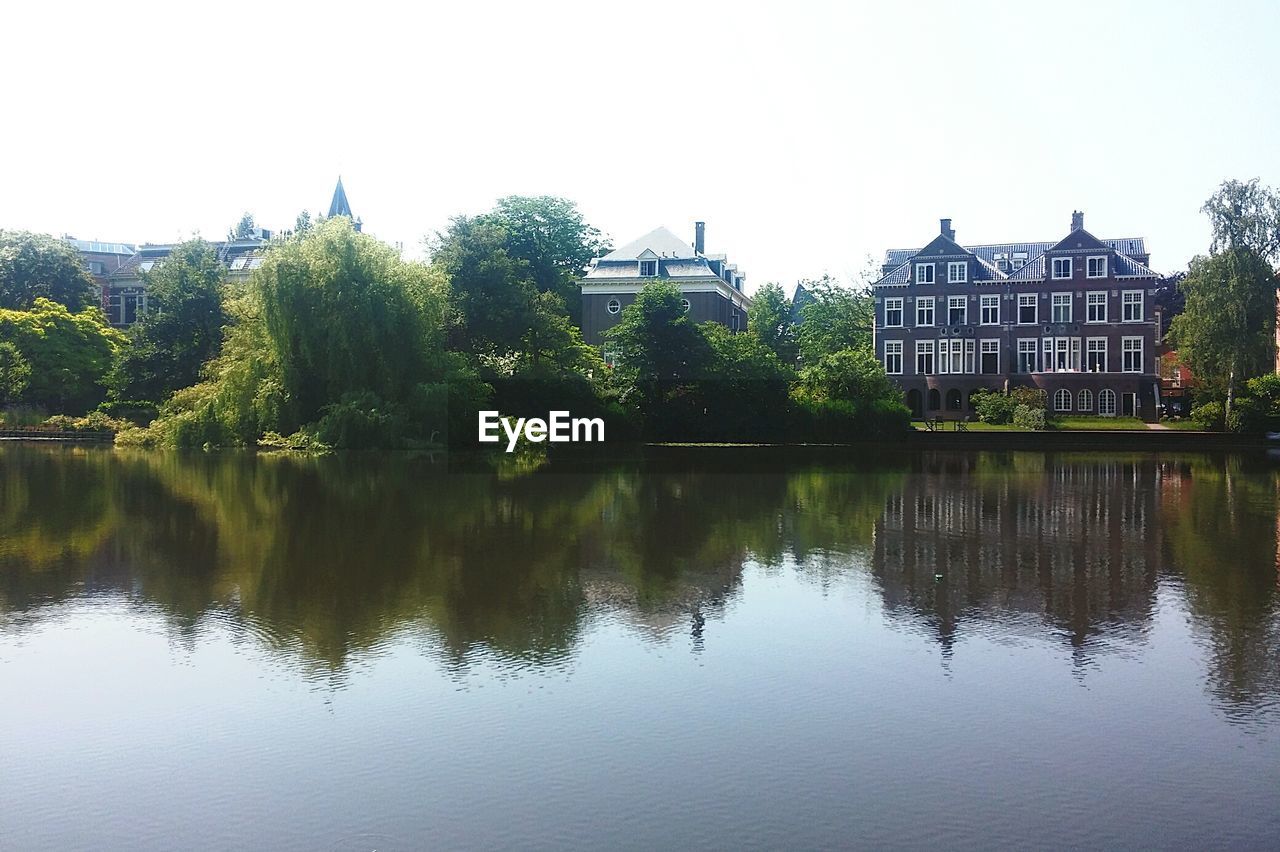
xmin=1054 ymin=388 xmax=1072 ymax=412
xmin=946 ymin=389 xmax=963 ymax=410
xmin=928 ymin=388 xmax=941 ymax=411
xmin=906 ymin=389 xmax=923 ymax=418
xmin=1078 ymin=389 xmax=1093 ymax=412
xmin=606 ymin=298 xmax=621 ymax=315
xmin=1099 ymin=388 xmax=1117 ymax=416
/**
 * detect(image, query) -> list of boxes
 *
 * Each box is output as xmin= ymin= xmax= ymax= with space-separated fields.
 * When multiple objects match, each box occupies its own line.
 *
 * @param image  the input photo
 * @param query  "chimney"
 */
xmin=694 ymin=221 xmax=706 ymax=255
xmin=940 ymin=218 xmax=955 ymax=241
xmin=1071 ymin=210 xmax=1084 ymax=232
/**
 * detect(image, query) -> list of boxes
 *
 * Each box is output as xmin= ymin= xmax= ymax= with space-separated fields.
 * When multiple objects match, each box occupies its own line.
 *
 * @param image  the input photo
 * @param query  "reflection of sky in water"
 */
xmin=1 ymin=447 xmax=1278 ymax=849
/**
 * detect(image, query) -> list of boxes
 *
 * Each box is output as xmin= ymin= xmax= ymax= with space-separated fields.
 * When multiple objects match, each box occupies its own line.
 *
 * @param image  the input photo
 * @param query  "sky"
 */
xmin=3 ymin=0 xmax=1279 ymax=294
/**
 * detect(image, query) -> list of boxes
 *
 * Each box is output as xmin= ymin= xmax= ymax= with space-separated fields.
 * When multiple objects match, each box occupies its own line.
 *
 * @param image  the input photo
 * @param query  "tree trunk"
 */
xmin=1225 ymin=361 xmax=1237 ymax=428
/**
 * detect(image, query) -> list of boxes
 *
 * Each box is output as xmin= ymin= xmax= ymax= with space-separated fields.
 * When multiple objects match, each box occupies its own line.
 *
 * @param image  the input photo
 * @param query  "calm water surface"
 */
xmin=1 ymin=445 xmax=1278 ymax=850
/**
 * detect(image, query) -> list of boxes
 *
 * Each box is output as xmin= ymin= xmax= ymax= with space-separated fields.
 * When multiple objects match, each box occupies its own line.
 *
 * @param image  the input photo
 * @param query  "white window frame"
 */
xmin=916 ymin=263 xmax=935 ymax=285
xmin=606 ymin=298 xmax=621 ymax=315
xmin=1078 ymin=388 xmax=1093 ymax=411
xmin=1054 ymin=388 xmax=1073 ymax=412
xmin=916 ymin=296 xmax=935 ymax=327
xmin=884 ymin=340 xmax=903 ymax=374
xmin=639 ymin=259 xmax=658 ymax=277
xmin=1098 ymin=388 xmax=1117 ymax=416
xmin=1087 ymin=256 xmax=1108 ymax=278
xmin=1051 ymin=292 xmax=1072 ymax=323
xmin=1017 ymin=338 xmax=1038 ymax=373
xmin=1122 ymin=290 xmax=1144 ymax=322
xmin=947 ymin=295 xmax=967 ymax=326
xmin=980 ymin=294 xmax=999 ymax=325
xmin=964 ymin=339 xmax=975 ymax=374
xmin=680 ymin=299 xmax=691 ymax=313
xmin=947 ymin=261 xmax=967 ymax=283
xmin=980 ymin=339 xmax=999 ymax=374
xmin=1052 ymin=257 xmax=1072 ymax=280
xmin=1122 ymin=336 xmax=1143 ymax=373
xmin=1086 ymin=337 xmax=1107 ymax=373
xmin=1017 ymin=293 xmax=1038 ymax=325
xmin=884 ymin=297 xmax=904 ymax=328
xmin=916 ymin=340 xmax=935 ymax=374
xmin=1086 ymin=291 xmax=1107 ymax=323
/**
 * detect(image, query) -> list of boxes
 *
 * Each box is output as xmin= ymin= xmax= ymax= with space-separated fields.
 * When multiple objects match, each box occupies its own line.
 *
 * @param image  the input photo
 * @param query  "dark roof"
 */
xmin=328 ymin=177 xmax=353 ymax=219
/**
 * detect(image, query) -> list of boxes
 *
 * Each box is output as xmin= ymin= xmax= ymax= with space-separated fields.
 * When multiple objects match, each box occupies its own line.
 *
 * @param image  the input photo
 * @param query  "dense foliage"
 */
xmin=0 ymin=230 xmax=99 ymax=311
xmin=111 ymin=239 xmax=229 ymax=404
xmin=0 ymin=298 xmax=125 ymax=412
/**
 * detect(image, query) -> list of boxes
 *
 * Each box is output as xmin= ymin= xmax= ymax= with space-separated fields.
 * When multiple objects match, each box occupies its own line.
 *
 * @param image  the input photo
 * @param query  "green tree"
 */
xmin=294 ymin=210 xmax=313 ymax=235
xmin=0 ymin=340 xmax=31 ymax=404
xmin=142 ymin=218 xmax=476 ymax=448
xmin=228 ymin=212 xmax=257 ymax=241
xmin=1202 ymin=178 xmax=1280 ymax=260
xmin=111 ymin=239 xmax=228 ymax=404
xmin=795 ymin=347 xmax=897 ymax=405
xmin=0 ymin=298 xmax=126 ymax=412
xmin=747 ymin=282 xmax=797 ymax=363
xmin=0 ymin=230 xmax=99 ymax=311
xmin=604 ymin=282 xmax=714 ymax=431
xmin=430 ymin=216 xmax=538 ymax=355
xmin=795 ymin=275 xmax=873 ymax=363
xmin=1170 ymin=248 xmax=1277 ymax=422
xmin=477 ymin=196 xmax=611 ymax=328
xmin=701 ymin=322 xmax=794 ymax=439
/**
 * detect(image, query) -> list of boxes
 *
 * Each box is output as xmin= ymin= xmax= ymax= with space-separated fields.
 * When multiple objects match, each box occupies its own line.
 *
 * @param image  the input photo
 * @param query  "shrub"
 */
xmin=1191 ymin=401 xmax=1224 ymax=431
xmin=1012 ymin=404 xmax=1046 ymax=430
xmin=972 ymin=389 xmax=1016 ymax=424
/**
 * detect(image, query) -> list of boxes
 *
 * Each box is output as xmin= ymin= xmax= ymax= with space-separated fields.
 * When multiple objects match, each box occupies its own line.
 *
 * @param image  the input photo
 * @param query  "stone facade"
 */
xmin=873 ymin=214 xmax=1163 ymax=421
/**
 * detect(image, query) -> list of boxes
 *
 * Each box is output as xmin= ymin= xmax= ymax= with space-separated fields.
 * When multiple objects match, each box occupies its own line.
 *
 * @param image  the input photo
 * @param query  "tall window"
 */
xmin=916 ymin=296 xmax=935 ymax=327
xmin=1054 ymin=389 xmax=1072 ymax=412
xmin=1078 ymin=389 xmax=1093 ymax=411
xmin=1087 ymin=338 xmax=1107 ymax=372
xmin=1087 ymin=256 xmax=1107 ymax=278
xmin=1051 ymin=293 xmax=1072 ymax=323
xmin=980 ymin=294 xmax=999 ymax=325
xmin=1122 ymin=290 xmax=1144 ymax=322
xmin=1086 ymin=291 xmax=1107 ymax=322
xmin=964 ymin=339 xmax=975 ymax=374
xmin=939 ymin=339 xmax=968 ymax=374
xmin=884 ymin=340 xmax=903 ymax=374
xmin=1017 ymin=338 xmax=1037 ymax=373
xmin=639 ymin=259 xmax=658 ymax=277
xmin=948 ymin=261 xmax=967 ymax=283
xmin=1099 ymin=388 xmax=1117 ymax=416
xmin=916 ymin=263 xmax=935 ymax=285
xmin=916 ymin=340 xmax=935 ymax=374
xmin=1052 ymin=257 xmax=1072 ymax=279
xmin=1042 ymin=337 xmax=1082 ymax=371
xmin=1018 ymin=294 xmax=1037 ymax=324
xmin=1122 ymin=336 xmax=1143 ymax=372
xmin=980 ymin=339 xmax=999 ymax=374
xmin=884 ymin=297 xmax=903 ymax=327
xmin=948 ymin=295 xmax=967 ymax=326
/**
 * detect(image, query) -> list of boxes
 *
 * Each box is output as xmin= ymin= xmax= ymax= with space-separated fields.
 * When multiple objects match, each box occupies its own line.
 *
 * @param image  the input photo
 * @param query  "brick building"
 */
xmin=873 ymin=213 xmax=1163 ymax=420
xmin=579 ymin=222 xmax=750 ymax=351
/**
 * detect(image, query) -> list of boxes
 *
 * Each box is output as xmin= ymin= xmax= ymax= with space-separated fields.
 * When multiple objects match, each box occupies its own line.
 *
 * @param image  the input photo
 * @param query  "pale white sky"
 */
xmin=3 ymin=0 xmax=1278 ymax=292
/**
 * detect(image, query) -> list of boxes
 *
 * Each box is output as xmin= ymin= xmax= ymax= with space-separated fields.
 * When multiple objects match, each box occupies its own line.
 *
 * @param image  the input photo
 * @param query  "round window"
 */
xmin=680 ymin=299 xmax=691 ymax=313
xmin=606 ymin=298 xmax=621 ymax=315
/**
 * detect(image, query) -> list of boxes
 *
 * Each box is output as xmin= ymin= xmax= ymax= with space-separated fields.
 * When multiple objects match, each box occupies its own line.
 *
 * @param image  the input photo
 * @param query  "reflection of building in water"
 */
xmin=872 ymin=453 xmax=1162 ymax=656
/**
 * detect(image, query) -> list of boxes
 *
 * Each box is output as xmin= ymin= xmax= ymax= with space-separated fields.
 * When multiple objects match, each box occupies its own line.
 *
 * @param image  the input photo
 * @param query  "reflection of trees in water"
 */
xmin=0 ymin=446 xmax=1277 ymax=717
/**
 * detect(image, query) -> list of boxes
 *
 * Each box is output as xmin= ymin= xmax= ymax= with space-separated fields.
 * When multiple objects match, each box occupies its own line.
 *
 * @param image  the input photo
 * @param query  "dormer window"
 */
xmin=916 ymin=263 xmax=935 ymax=285
xmin=1052 ymin=257 xmax=1073 ymax=279
xmin=639 ymin=259 xmax=658 ymax=277
xmin=947 ymin=261 xmax=967 ymax=283
xmin=1086 ymin=256 xmax=1107 ymax=278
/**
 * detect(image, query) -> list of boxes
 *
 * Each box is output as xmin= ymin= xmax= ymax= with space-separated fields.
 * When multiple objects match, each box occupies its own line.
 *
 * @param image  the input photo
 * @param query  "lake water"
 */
xmin=1 ymin=445 xmax=1278 ymax=850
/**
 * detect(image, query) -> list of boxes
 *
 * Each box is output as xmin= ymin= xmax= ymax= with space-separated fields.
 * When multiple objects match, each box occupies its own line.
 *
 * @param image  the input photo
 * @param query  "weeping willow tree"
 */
xmin=136 ymin=217 xmax=488 ymax=448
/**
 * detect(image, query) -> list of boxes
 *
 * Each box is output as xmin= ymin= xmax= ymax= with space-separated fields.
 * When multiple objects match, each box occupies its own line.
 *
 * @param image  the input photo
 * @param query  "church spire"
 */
xmin=328 ymin=176 xmax=353 ymax=219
